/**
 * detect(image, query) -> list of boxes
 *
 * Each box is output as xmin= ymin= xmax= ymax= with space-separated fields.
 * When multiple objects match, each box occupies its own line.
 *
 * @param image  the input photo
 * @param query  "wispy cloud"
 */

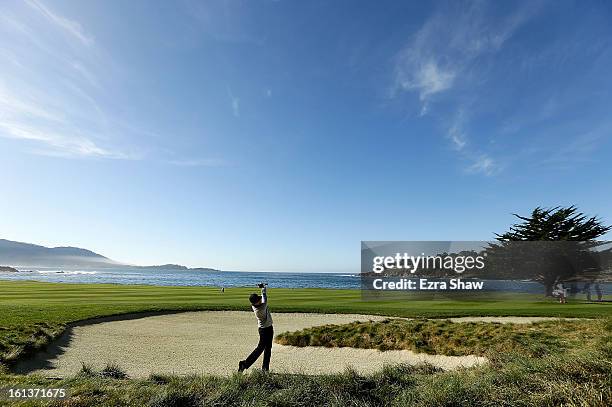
xmin=0 ymin=47 xmax=23 ymax=68
xmin=183 ymin=0 xmax=265 ymax=46
xmin=533 ymin=123 xmax=612 ymax=169
xmin=167 ymin=158 xmax=228 ymax=167
xmin=447 ymin=111 xmax=467 ymax=151
xmin=0 ymin=85 xmax=63 ymax=122
xmin=0 ymin=20 xmax=129 ymax=161
xmin=227 ymin=87 xmax=240 ymax=117
xmin=395 ymin=60 xmax=455 ymax=116
xmin=24 ymin=0 xmax=94 ymax=46
xmin=71 ymin=61 xmax=100 ymax=88
xmin=394 ymin=1 xmax=538 ymax=113
xmin=467 ymin=154 xmax=497 ymax=176
xmin=0 ymin=83 xmax=134 ymax=159
xmin=0 ymin=2 xmax=109 ymax=159
xmin=0 ymin=1 xmax=167 ymax=163
xmin=446 ymin=110 xmax=500 ymax=176
xmin=0 ymin=120 xmax=129 ymax=159
xmin=393 ymin=1 xmax=541 ymax=174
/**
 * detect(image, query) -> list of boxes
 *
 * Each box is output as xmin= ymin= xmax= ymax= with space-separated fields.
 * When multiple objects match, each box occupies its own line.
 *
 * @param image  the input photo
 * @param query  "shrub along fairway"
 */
xmin=0 ymin=280 xmax=610 ymax=366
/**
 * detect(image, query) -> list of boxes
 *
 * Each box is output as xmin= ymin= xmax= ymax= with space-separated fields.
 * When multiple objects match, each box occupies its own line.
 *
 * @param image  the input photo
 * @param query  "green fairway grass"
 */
xmin=0 ymin=280 xmax=610 ymax=366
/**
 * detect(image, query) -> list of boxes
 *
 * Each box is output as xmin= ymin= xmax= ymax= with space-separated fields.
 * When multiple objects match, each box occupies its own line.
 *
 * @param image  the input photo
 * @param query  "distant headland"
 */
xmin=0 ymin=239 xmax=218 ymax=272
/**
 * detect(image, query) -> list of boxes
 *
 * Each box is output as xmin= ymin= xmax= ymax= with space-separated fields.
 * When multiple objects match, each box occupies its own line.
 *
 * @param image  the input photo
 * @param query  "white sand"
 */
xmin=23 ymin=311 xmax=561 ymax=378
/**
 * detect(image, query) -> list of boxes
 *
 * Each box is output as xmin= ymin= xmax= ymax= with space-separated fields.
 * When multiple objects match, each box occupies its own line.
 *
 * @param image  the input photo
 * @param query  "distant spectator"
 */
xmin=552 ymin=281 xmax=568 ymax=304
xmin=595 ymin=283 xmax=603 ymax=302
xmin=584 ymin=282 xmax=592 ymax=301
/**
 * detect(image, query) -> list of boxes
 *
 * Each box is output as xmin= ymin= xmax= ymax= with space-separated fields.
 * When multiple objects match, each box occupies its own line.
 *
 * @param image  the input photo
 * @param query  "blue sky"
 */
xmin=1 ymin=0 xmax=611 ymax=272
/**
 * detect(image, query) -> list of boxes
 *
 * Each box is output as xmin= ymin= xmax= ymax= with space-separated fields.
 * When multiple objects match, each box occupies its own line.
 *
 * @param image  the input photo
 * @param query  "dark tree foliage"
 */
xmin=495 ymin=206 xmax=611 ymax=241
xmin=488 ymin=206 xmax=611 ymax=296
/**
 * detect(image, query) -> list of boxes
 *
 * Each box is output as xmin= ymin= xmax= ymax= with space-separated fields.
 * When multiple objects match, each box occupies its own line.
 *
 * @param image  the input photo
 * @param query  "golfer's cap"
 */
xmin=249 ymin=293 xmax=261 ymax=304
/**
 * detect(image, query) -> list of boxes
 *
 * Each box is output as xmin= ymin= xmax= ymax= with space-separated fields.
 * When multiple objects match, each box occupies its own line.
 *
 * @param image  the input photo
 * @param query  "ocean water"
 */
xmin=0 ymin=268 xmax=361 ymax=289
xmin=0 ymin=268 xmax=609 ymax=295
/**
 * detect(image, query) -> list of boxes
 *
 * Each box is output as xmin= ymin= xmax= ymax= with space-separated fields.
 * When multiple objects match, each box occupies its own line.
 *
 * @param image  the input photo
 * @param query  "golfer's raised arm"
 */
xmin=261 ymin=286 xmax=268 ymax=303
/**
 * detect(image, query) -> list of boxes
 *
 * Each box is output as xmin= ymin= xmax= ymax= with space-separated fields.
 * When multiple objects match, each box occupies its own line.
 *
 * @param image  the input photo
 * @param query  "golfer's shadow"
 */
xmin=11 ymin=325 xmax=76 ymax=375
xmin=10 ymin=310 xmax=186 ymax=376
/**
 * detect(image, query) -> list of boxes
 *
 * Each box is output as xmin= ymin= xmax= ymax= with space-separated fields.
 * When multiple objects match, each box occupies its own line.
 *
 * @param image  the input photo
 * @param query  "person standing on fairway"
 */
xmin=239 ymin=283 xmax=273 ymax=372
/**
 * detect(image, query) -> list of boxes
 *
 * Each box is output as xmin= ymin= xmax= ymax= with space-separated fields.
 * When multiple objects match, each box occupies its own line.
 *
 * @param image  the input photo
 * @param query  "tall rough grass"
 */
xmin=20 ymin=348 xmax=606 ymax=406
xmin=275 ymin=318 xmax=600 ymax=357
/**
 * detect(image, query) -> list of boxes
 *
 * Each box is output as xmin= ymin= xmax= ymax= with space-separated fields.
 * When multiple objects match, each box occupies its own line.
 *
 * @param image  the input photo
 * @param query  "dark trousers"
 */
xmin=243 ymin=326 xmax=273 ymax=370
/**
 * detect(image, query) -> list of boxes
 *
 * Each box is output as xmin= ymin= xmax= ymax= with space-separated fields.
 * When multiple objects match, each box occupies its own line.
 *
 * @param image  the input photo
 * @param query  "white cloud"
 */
xmin=0 ymin=3 xmax=159 ymax=163
xmin=394 ymin=2 xmax=535 ymax=111
xmin=397 ymin=60 xmax=455 ymax=116
xmin=0 ymin=85 xmax=63 ymax=122
xmin=447 ymin=111 xmax=467 ymax=151
xmin=0 ymin=48 xmax=23 ymax=68
xmin=183 ymin=0 xmax=265 ymax=45
xmin=24 ymin=0 xmax=94 ymax=46
xmin=392 ymin=1 xmax=542 ymax=175
xmin=468 ymin=154 xmax=497 ymax=176
xmin=0 ymin=3 xmax=112 ymax=158
xmin=0 ymin=120 xmax=127 ymax=159
xmin=167 ymin=158 xmax=228 ymax=167
xmin=536 ymin=124 xmax=612 ymax=168
xmin=227 ymin=88 xmax=240 ymax=117
xmin=1 ymin=0 xmax=231 ymax=168
xmin=71 ymin=61 xmax=100 ymax=88
xmin=0 ymin=81 xmax=132 ymax=159
xmin=445 ymin=110 xmax=499 ymax=176
xmin=231 ymin=98 xmax=240 ymax=117
xmin=414 ymin=61 xmax=455 ymax=100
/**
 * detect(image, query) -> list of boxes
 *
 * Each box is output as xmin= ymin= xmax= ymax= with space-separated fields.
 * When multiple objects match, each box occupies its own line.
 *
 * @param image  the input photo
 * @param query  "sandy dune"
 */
xmin=17 ymin=311 xmax=562 ymax=378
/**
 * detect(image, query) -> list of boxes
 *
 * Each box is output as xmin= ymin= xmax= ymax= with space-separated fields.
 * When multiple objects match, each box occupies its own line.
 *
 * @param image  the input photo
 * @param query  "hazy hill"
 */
xmin=0 ymin=239 xmax=118 ymax=268
xmin=0 ymin=239 xmax=218 ymax=271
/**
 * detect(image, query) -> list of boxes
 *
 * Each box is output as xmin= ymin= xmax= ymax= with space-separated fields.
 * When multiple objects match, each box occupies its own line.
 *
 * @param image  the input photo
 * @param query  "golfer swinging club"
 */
xmin=239 ymin=282 xmax=273 ymax=372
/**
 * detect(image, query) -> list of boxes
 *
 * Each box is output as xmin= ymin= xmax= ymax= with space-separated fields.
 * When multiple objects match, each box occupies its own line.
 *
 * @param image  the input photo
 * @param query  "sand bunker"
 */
xmin=16 ymin=312 xmax=562 ymax=378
